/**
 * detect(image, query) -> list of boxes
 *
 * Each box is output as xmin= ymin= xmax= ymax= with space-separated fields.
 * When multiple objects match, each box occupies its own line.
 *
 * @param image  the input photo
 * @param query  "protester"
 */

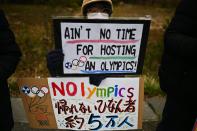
xmin=0 ymin=9 xmax=22 ymax=131
xmin=157 ymin=0 xmax=197 ymax=130
xmin=193 ymin=119 xmax=197 ymax=131
xmin=47 ymin=0 xmax=113 ymax=86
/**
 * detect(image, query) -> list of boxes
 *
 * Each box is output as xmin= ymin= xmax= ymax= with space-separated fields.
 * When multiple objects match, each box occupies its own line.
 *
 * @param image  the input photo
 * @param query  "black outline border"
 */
xmin=53 ymin=18 xmax=150 ymax=76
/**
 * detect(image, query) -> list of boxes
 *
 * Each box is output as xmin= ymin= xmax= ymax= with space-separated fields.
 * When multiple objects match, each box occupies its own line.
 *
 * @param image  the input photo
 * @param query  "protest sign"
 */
xmin=18 ymin=77 xmax=143 ymax=130
xmin=18 ymin=78 xmax=57 ymax=129
xmin=53 ymin=18 xmax=150 ymax=75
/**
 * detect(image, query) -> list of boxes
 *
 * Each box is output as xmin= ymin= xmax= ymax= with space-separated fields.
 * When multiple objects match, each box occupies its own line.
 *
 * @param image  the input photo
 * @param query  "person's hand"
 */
xmin=46 ymin=49 xmax=64 ymax=77
xmin=89 ymin=75 xmax=107 ymax=86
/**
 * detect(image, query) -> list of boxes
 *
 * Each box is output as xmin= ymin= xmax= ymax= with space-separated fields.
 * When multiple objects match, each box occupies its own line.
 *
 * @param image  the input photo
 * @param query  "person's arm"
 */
xmin=47 ymin=50 xmax=105 ymax=86
xmin=164 ymin=30 xmax=197 ymax=58
xmin=46 ymin=49 xmax=64 ymax=77
xmin=0 ymin=10 xmax=21 ymax=79
xmin=47 ymin=49 xmax=105 ymax=86
xmin=89 ymin=75 xmax=107 ymax=86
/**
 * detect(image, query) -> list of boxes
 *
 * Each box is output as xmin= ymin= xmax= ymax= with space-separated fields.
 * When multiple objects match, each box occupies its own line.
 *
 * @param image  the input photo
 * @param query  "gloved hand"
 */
xmin=46 ymin=49 xmax=64 ymax=77
xmin=89 ymin=75 xmax=107 ymax=86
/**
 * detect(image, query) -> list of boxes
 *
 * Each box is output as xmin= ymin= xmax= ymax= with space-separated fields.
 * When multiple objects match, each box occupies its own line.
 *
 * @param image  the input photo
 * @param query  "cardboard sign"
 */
xmin=18 ymin=77 xmax=144 ymax=130
xmin=18 ymin=78 xmax=57 ymax=129
xmin=53 ymin=18 xmax=150 ymax=76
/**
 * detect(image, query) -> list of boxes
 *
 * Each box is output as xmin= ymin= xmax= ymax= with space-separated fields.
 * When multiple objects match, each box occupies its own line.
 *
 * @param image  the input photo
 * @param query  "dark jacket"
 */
xmin=159 ymin=0 xmax=197 ymax=93
xmin=0 ymin=9 xmax=21 ymax=130
xmin=0 ymin=10 xmax=21 ymax=80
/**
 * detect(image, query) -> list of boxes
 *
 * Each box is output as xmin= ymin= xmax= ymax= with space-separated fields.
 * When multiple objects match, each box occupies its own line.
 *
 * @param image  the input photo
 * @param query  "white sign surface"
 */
xmin=61 ymin=22 xmax=144 ymax=74
xmin=48 ymin=77 xmax=140 ymax=130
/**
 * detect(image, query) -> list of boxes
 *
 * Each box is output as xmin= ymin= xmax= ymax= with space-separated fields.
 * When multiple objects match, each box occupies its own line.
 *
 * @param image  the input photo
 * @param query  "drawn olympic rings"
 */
xmin=21 ymin=86 xmax=49 ymax=98
xmin=65 ymin=62 xmax=72 ymax=69
xmin=65 ymin=56 xmax=87 ymax=70
xmin=72 ymin=56 xmax=87 ymax=67
xmin=31 ymin=86 xmax=49 ymax=97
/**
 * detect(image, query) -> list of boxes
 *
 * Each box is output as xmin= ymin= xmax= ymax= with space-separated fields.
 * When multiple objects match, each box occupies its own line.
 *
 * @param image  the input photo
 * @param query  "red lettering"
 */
xmin=66 ymin=82 xmax=77 ymax=96
xmin=52 ymin=82 xmax=65 ymax=96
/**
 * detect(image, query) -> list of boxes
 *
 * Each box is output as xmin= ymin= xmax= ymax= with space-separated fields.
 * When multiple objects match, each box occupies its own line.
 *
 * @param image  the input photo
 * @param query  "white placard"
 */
xmin=61 ymin=22 xmax=144 ymax=74
xmin=48 ymin=77 xmax=140 ymax=130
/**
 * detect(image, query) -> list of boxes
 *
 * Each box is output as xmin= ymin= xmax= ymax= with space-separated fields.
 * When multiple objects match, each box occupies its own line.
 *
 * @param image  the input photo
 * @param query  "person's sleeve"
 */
xmin=0 ymin=10 xmax=22 ymax=79
xmin=46 ymin=49 xmax=64 ymax=77
xmin=89 ymin=75 xmax=107 ymax=86
xmin=164 ymin=30 xmax=197 ymax=58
